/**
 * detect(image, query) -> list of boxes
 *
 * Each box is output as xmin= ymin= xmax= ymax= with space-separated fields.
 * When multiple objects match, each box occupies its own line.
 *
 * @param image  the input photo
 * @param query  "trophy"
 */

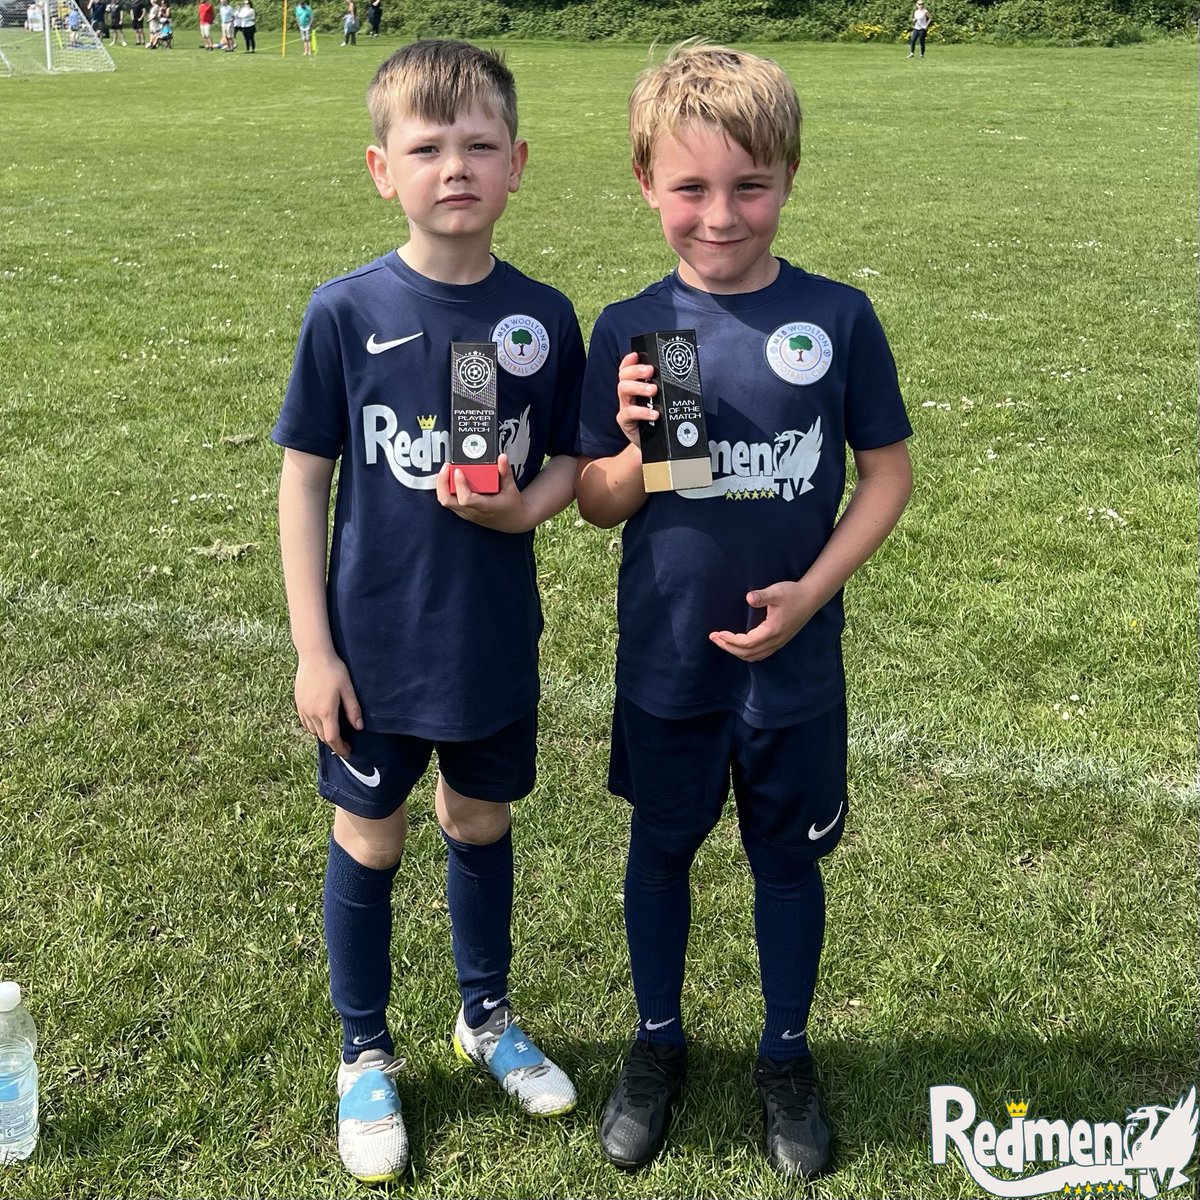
xmin=631 ymin=329 xmax=712 ymax=492
xmin=449 ymin=341 xmax=500 ymax=494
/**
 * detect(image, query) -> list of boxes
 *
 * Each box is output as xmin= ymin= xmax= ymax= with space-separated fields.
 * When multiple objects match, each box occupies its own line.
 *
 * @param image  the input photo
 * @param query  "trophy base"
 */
xmin=451 ymin=463 xmax=500 ymax=494
xmin=642 ymin=456 xmax=713 ymax=493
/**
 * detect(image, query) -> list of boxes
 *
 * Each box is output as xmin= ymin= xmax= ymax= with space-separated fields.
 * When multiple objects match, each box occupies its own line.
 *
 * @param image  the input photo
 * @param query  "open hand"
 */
xmin=709 ymin=581 xmax=817 ymax=663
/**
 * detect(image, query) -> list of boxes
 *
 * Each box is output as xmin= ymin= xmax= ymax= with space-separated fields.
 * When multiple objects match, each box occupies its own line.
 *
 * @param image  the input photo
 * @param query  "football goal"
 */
xmin=0 ymin=0 xmax=115 ymax=74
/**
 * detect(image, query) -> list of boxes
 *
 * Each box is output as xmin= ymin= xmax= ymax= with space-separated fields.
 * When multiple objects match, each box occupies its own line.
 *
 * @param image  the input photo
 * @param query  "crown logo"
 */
xmin=1007 ymin=1100 xmax=1029 ymax=1118
xmin=417 ymin=415 xmax=437 ymax=430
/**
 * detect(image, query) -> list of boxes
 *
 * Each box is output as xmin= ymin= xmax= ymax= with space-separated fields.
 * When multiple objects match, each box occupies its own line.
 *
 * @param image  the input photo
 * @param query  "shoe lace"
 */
xmin=621 ymin=1044 xmax=678 ymax=1109
xmin=759 ymin=1061 xmax=817 ymax=1122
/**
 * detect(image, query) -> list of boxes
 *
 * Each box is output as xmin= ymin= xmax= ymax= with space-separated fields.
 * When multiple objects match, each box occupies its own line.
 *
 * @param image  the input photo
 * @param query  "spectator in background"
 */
xmin=341 ymin=0 xmax=356 ymax=44
xmin=130 ymin=0 xmax=145 ymax=43
xmin=90 ymin=0 xmax=107 ymax=36
xmin=146 ymin=0 xmax=161 ymax=46
xmin=237 ymin=0 xmax=256 ymax=51
xmin=366 ymin=0 xmax=380 ymax=37
xmin=67 ymin=5 xmax=81 ymax=44
xmin=108 ymin=0 xmax=127 ymax=44
xmin=295 ymin=0 xmax=313 ymax=54
xmin=908 ymin=2 xmax=931 ymax=57
xmin=198 ymin=0 xmax=214 ymax=47
xmin=219 ymin=0 xmax=233 ymax=48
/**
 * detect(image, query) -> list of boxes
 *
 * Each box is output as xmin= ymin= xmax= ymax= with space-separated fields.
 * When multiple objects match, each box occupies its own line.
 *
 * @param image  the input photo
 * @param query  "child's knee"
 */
xmin=333 ymin=803 xmax=408 ymax=870
xmin=629 ymin=810 xmax=712 ymax=875
xmin=436 ymin=778 xmax=511 ymax=845
xmin=740 ymin=826 xmax=821 ymax=890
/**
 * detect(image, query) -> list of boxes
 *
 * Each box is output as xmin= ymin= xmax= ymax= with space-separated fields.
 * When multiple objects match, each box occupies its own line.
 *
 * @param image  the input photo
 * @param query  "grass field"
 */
xmin=0 ymin=34 xmax=1196 ymax=1200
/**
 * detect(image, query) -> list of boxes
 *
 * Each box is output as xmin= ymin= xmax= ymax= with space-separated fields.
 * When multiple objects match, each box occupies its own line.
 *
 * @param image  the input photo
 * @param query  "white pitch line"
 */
xmin=4 ymin=579 xmax=1194 ymax=809
xmin=1 ymin=580 xmax=289 ymax=650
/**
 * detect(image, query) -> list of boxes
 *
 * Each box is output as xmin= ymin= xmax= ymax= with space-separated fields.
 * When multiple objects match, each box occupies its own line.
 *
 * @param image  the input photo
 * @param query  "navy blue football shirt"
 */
xmin=578 ymin=260 xmax=912 ymax=729
xmin=274 ymin=253 xmax=584 ymax=740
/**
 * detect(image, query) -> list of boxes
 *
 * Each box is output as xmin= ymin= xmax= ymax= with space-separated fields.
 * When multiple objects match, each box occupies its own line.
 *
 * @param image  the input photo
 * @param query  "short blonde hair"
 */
xmin=367 ymin=39 xmax=517 ymax=145
xmin=629 ymin=41 xmax=801 ymax=178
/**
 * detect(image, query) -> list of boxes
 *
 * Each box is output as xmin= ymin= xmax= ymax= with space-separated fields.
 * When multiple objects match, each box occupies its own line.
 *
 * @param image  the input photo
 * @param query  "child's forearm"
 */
xmin=797 ymin=440 xmax=912 ymax=608
xmin=575 ymin=445 xmax=648 ymax=528
xmin=278 ymin=449 xmax=337 ymax=659
xmin=515 ymin=454 xmax=577 ymax=530
xmin=709 ymin=441 xmax=911 ymax=662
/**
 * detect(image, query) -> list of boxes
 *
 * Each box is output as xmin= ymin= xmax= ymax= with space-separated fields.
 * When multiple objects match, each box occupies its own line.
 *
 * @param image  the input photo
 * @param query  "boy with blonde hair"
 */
xmin=576 ymin=43 xmax=913 ymax=1177
xmin=274 ymin=39 xmax=583 ymax=1183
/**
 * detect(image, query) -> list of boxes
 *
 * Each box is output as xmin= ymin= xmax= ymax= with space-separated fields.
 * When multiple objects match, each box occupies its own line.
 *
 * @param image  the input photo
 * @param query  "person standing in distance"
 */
xmin=367 ymin=0 xmax=381 ymax=37
xmin=108 ymin=0 xmax=127 ymax=46
xmin=236 ymin=0 xmax=255 ymax=52
xmin=197 ymin=0 xmax=214 ymax=48
xmin=908 ymin=2 xmax=931 ymax=57
xmin=576 ymin=42 xmax=913 ymax=1180
xmin=274 ymin=38 xmax=584 ymax=1184
xmin=295 ymin=0 xmax=313 ymax=54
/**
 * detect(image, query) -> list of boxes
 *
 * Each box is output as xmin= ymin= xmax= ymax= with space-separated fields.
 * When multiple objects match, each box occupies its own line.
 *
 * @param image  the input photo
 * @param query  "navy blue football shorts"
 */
xmin=608 ymin=696 xmax=848 ymax=861
xmin=317 ymin=708 xmax=538 ymax=819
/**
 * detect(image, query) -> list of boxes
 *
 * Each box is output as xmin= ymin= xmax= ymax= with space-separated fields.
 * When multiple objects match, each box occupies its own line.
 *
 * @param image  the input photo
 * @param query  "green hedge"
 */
xmin=171 ymin=0 xmax=1199 ymax=43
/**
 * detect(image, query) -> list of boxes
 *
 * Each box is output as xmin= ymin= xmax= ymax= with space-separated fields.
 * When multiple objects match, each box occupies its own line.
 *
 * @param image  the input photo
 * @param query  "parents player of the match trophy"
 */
xmin=449 ymin=341 xmax=500 ymax=494
xmin=631 ymin=329 xmax=713 ymax=493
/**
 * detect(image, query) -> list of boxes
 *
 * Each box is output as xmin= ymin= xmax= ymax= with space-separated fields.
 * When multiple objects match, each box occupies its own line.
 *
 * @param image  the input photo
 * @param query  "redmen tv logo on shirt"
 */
xmin=362 ymin=405 xmax=531 ymax=489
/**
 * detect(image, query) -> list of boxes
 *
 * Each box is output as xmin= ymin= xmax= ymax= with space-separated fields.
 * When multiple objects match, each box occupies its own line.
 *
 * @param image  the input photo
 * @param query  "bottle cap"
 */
xmin=0 ymin=982 xmax=21 ymax=1012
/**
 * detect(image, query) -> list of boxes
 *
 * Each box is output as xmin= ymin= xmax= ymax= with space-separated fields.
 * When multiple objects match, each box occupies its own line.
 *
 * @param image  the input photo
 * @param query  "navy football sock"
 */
xmin=624 ymin=815 xmax=698 ymax=1048
xmin=442 ymin=827 xmax=513 ymax=1029
xmin=324 ymin=835 xmax=401 ymax=1063
xmin=747 ymin=846 xmax=824 ymax=1063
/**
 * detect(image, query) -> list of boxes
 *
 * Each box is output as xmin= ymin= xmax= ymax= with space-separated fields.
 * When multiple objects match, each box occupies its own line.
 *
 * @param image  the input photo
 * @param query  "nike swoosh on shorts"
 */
xmin=338 ymin=757 xmax=382 ymax=788
xmin=808 ymin=801 xmax=845 ymax=841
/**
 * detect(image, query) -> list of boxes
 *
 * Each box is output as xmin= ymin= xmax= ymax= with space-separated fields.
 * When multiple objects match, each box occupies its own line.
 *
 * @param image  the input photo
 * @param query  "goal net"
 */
xmin=0 ymin=0 xmax=115 ymax=74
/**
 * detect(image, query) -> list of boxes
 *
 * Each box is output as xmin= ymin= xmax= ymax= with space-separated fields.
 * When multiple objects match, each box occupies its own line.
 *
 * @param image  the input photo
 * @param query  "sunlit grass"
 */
xmin=0 ymin=38 xmax=1195 ymax=1199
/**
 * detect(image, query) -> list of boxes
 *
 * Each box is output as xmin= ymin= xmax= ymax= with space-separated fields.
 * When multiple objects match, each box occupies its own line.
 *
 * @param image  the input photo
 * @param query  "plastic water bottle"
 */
xmin=0 ymin=982 xmax=38 ymax=1163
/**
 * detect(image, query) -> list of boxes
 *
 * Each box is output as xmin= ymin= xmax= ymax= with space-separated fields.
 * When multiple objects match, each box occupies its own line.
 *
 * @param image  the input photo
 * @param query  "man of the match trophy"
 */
xmin=449 ymin=341 xmax=500 ymax=494
xmin=631 ymin=329 xmax=713 ymax=492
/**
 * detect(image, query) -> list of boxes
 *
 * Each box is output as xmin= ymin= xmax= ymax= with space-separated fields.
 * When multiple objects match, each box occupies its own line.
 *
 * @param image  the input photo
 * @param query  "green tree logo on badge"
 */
xmin=766 ymin=322 xmax=833 ymax=386
xmin=492 ymin=314 xmax=550 ymax=377
xmin=788 ymin=334 xmax=815 ymax=365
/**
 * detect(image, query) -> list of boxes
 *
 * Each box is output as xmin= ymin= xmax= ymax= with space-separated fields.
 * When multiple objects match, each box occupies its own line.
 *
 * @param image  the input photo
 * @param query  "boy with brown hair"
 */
xmin=576 ymin=42 xmax=913 ymax=1178
xmin=274 ymin=39 xmax=583 ymax=1183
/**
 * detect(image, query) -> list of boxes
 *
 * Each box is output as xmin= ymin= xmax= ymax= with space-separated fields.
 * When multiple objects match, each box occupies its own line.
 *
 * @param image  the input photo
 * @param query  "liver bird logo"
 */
xmin=1123 ymin=1087 xmax=1198 ymax=1197
xmin=499 ymin=404 xmax=532 ymax=483
xmin=773 ymin=418 xmax=823 ymax=500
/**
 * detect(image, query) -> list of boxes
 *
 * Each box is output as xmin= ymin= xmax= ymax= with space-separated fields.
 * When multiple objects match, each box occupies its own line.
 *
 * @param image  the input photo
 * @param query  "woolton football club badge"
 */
xmin=766 ymin=322 xmax=833 ymax=386
xmin=492 ymin=314 xmax=550 ymax=377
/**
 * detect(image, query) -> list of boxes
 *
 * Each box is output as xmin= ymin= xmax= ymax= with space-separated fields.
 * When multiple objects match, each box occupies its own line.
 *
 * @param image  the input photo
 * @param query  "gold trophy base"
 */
xmin=642 ymin=457 xmax=714 ymax=493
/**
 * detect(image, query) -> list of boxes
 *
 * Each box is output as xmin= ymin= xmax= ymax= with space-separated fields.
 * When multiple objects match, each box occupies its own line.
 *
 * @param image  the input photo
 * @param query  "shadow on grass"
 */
xmin=33 ymin=1025 xmax=1196 ymax=1192
xmin=387 ymin=1023 xmax=1197 ymax=1179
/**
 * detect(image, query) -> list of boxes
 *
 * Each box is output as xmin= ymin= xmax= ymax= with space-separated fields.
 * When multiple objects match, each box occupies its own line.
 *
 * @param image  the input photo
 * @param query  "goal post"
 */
xmin=0 ymin=0 xmax=115 ymax=74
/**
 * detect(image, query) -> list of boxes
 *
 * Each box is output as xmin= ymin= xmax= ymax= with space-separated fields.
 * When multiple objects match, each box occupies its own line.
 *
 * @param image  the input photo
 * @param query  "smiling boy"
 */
xmin=576 ymin=43 xmax=913 ymax=1177
xmin=273 ymin=40 xmax=583 ymax=1183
